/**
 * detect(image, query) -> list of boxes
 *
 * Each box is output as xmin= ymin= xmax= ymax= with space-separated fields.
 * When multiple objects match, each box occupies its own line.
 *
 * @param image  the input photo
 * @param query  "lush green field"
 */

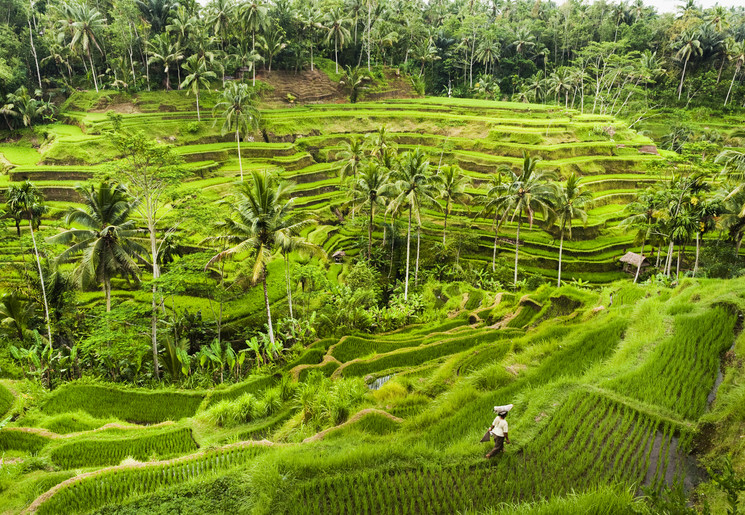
xmin=0 ymin=277 xmax=742 ymax=513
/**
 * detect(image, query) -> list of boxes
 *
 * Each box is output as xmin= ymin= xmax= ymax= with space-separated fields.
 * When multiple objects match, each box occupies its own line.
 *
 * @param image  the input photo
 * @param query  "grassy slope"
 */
xmin=0 ymin=279 xmax=743 ymax=513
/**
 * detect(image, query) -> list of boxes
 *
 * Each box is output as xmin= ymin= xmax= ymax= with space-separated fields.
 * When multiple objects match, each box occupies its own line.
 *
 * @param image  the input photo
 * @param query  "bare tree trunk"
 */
xmin=634 ymin=237 xmax=645 ymax=284
xmin=29 ymin=221 xmax=52 ymax=350
xmin=388 ymin=221 xmax=395 ymax=278
xmin=262 ymin=270 xmax=275 ymax=344
xmin=104 ymin=275 xmax=111 ymax=312
xmin=415 ymin=225 xmax=420 ymax=287
xmin=514 ymin=218 xmax=521 ymax=285
xmin=492 ymin=226 xmax=498 ymax=272
xmin=88 ymin=50 xmax=99 ymax=92
xmin=236 ymin=129 xmax=243 ymax=181
xmin=557 ymin=231 xmax=564 ymax=287
xmin=677 ymin=58 xmax=688 ymax=101
xmin=368 ymin=204 xmax=374 ymax=260
xmin=694 ymin=232 xmax=700 ymax=276
xmin=196 ymin=93 xmax=201 ymax=121
xmin=335 ymin=36 xmax=339 ymax=74
xmin=28 ymin=14 xmax=42 ymax=90
xmin=724 ymin=67 xmax=739 ymax=106
xmin=285 ymin=255 xmax=293 ymax=319
xmin=676 ymin=245 xmax=681 ymax=278
xmin=656 ymin=246 xmax=661 ymax=268
xmin=404 ymin=208 xmax=411 ymax=300
xmin=252 ymin=32 xmax=256 ymax=86
xmin=442 ymin=198 xmax=449 ymax=245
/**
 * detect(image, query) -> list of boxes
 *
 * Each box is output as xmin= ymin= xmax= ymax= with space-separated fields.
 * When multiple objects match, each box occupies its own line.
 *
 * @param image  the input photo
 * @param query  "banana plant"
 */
xmin=245 ymin=336 xmax=263 ymax=366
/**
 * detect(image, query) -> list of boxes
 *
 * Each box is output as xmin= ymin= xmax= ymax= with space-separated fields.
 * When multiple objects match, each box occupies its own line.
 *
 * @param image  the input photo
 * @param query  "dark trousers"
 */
xmin=486 ymin=435 xmax=505 ymax=458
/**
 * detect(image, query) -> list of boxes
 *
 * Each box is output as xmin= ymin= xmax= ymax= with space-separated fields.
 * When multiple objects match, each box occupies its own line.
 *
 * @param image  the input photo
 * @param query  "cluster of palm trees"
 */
xmin=338 ymin=130 xmax=594 ymax=291
xmin=8 ymin=0 xmax=744 ymax=112
xmin=0 ymin=87 xmax=57 ymax=131
xmin=622 ymin=147 xmax=745 ymax=282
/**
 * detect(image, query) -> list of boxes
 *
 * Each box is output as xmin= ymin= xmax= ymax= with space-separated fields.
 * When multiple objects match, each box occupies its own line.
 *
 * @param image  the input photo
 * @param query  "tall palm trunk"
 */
xmin=724 ymin=66 xmax=740 ymax=106
xmin=557 ymin=230 xmax=564 ymax=287
xmin=677 ymin=57 xmax=688 ymax=100
xmin=29 ymin=221 xmax=52 ymax=350
xmin=334 ymin=35 xmax=339 ymax=74
xmin=415 ymin=225 xmax=420 ymax=287
xmin=634 ymin=237 xmax=645 ymax=284
xmin=492 ymin=224 xmax=499 ymax=272
xmin=284 ymin=254 xmax=293 ymax=320
xmin=104 ymin=275 xmax=112 ymax=312
xmin=262 ymin=269 xmax=275 ymax=344
xmin=442 ymin=198 xmax=450 ymax=245
xmin=252 ymin=32 xmax=256 ymax=86
xmin=367 ymin=2 xmax=372 ymax=71
xmin=236 ymin=129 xmax=243 ymax=181
xmin=514 ymin=217 xmax=522 ymax=285
xmin=196 ymin=93 xmax=201 ymax=122
xmin=694 ymin=232 xmax=700 ymax=276
xmin=404 ymin=208 xmax=411 ymax=300
xmin=676 ymin=245 xmax=682 ymax=277
xmin=88 ymin=49 xmax=99 ymax=92
xmin=368 ymin=203 xmax=374 ymax=260
xmin=28 ymin=14 xmax=42 ymax=90
xmin=150 ymin=229 xmax=161 ymax=380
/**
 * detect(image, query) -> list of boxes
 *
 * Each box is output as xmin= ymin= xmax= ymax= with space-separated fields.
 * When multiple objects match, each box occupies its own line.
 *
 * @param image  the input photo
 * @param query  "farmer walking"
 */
xmin=485 ymin=407 xmax=511 ymax=459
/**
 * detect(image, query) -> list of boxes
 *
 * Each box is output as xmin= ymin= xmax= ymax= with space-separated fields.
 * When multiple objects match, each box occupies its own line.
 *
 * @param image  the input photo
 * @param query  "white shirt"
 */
xmin=491 ymin=416 xmax=508 ymax=437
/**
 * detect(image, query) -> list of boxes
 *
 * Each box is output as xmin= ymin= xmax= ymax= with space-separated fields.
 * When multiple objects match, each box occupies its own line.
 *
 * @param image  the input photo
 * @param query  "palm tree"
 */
xmin=548 ymin=68 xmax=573 ymax=108
xmin=387 ymin=148 xmax=432 ymax=300
xmin=365 ymin=125 xmax=393 ymax=160
xmin=258 ymin=26 xmax=287 ymax=73
xmin=493 ymin=154 xmax=557 ymax=285
xmin=276 ymin=225 xmax=322 ymax=321
xmin=295 ymin=3 xmax=322 ymax=71
xmin=180 ymin=55 xmax=217 ymax=121
xmin=553 ymin=173 xmax=591 ymax=286
xmin=324 ymin=7 xmax=352 ymax=74
xmin=48 ymin=183 xmax=146 ymax=312
xmin=511 ymin=27 xmax=536 ymax=57
xmin=213 ymin=82 xmax=260 ymax=181
xmin=674 ymin=28 xmax=703 ymax=101
xmin=478 ymin=173 xmax=508 ymax=272
xmin=433 ymin=165 xmax=471 ymax=245
xmin=352 ymin=161 xmax=392 ymax=260
xmin=339 ymin=65 xmax=368 ymax=103
xmin=148 ymin=33 xmax=184 ymax=90
xmin=724 ymin=39 xmax=745 ymax=107
xmin=64 ymin=2 xmax=107 ymax=92
xmin=205 ymin=171 xmax=306 ymax=344
xmin=208 ymin=0 xmax=234 ymax=51
xmin=690 ymin=194 xmax=720 ymax=276
xmin=5 ymin=181 xmax=52 ymax=349
xmin=476 ymin=37 xmax=500 ymax=75
xmin=337 ymin=137 xmax=365 ymax=183
xmin=241 ymin=0 xmax=269 ymax=86
xmin=620 ymin=188 xmax=660 ymax=283
xmin=0 ymin=291 xmax=37 ymax=344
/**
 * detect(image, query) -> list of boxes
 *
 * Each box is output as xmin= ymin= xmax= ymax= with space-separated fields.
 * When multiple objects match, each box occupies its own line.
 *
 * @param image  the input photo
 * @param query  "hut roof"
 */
xmin=619 ymin=252 xmax=648 ymax=267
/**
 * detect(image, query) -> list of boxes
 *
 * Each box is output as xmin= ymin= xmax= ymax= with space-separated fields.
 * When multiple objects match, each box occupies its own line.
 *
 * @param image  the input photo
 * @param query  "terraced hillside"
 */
xmin=0 ymin=93 xmax=665 ymax=292
xmin=1 ymin=278 xmax=742 ymax=513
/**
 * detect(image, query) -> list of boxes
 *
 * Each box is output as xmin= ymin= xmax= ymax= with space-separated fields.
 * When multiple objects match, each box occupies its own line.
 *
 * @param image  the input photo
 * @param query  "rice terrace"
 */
xmin=2 ymin=0 xmax=745 ymax=513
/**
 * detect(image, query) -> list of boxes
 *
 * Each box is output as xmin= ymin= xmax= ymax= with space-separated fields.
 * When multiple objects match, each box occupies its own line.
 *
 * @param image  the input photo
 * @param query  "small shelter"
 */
xmin=619 ymin=252 xmax=650 ymax=273
xmin=332 ymin=250 xmax=346 ymax=263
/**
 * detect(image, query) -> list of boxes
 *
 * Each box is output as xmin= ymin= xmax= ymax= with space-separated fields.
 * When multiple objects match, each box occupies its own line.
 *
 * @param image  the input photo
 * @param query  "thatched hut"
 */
xmin=619 ymin=252 xmax=650 ymax=273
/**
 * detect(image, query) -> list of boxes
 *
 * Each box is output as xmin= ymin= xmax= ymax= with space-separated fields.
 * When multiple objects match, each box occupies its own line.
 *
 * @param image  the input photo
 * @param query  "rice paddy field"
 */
xmin=2 ymin=92 xmax=745 ymax=514
xmin=0 ymin=277 xmax=741 ymax=513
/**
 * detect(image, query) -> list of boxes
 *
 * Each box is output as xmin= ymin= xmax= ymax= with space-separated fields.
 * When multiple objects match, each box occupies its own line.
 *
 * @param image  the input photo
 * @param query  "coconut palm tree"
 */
xmin=0 ymin=291 xmax=37 ymax=344
xmin=339 ymin=65 xmax=368 ymax=103
xmin=365 ymin=125 xmax=394 ymax=160
xmin=323 ymin=7 xmax=352 ymax=74
xmin=206 ymin=171 xmax=307 ymax=345
xmin=387 ymin=148 xmax=433 ymax=299
xmin=258 ymin=25 xmax=287 ymax=73
xmin=352 ymin=161 xmax=392 ymax=260
xmin=478 ymin=172 xmax=509 ymax=272
xmin=620 ymin=188 xmax=661 ymax=283
xmin=180 ymin=54 xmax=217 ymax=121
xmin=295 ymin=3 xmax=322 ymax=71
xmin=48 ymin=183 xmax=147 ymax=312
xmin=553 ymin=173 xmax=591 ymax=286
xmin=208 ymin=0 xmax=234 ymax=51
xmin=674 ymin=28 xmax=703 ymax=101
xmin=337 ymin=137 xmax=365 ymax=184
xmin=548 ymin=67 xmax=573 ymax=108
xmin=5 ymin=181 xmax=52 ymax=348
xmin=64 ymin=2 xmax=107 ymax=92
xmin=432 ymin=165 xmax=471 ymax=245
xmin=241 ymin=0 xmax=269 ymax=85
xmin=148 ymin=33 xmax=183 ymax=90
xmin=213 ymin=82 xmax=260 ymax=181
xmin=724 ymin=39 xmax=745 ymax=107
xmin=492 ymin=154 xmax=557 ymax=285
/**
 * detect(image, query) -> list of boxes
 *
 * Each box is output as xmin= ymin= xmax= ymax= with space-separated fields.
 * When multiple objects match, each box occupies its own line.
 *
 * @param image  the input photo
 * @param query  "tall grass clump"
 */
xmin=0 ymin=383 xmax=13 ymax=416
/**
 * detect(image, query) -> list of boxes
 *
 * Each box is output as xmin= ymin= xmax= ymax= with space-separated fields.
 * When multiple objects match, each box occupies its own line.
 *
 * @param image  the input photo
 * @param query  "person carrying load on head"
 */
xmin=485 ymin=404 xmax=512 ymax=459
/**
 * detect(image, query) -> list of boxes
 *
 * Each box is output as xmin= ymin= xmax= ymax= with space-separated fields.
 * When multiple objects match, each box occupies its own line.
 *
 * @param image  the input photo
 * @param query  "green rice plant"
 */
xmin=284 ymin=348 xmax=326 ymax=370
xmin=48 ymin=427 xmax=198 ymax=469
xmin=34 ymin=442 xmax=270 ymax=515
xmin=340 ymin=329 xmax=519 ymax=378
xmin=0 ymin=429 xmax=50 ymax=453
xmin=610 ymin=306 xmax=736 ymax=420
xmin=298 ymin=361 xmax=340 ymax=382
xmin=232 ymin=393 xmax=258 ymax=424
xmin=39 ymin=411 xmax=110 ymax=434
xmin=41 ymin=383 xmax=204 ymax=423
